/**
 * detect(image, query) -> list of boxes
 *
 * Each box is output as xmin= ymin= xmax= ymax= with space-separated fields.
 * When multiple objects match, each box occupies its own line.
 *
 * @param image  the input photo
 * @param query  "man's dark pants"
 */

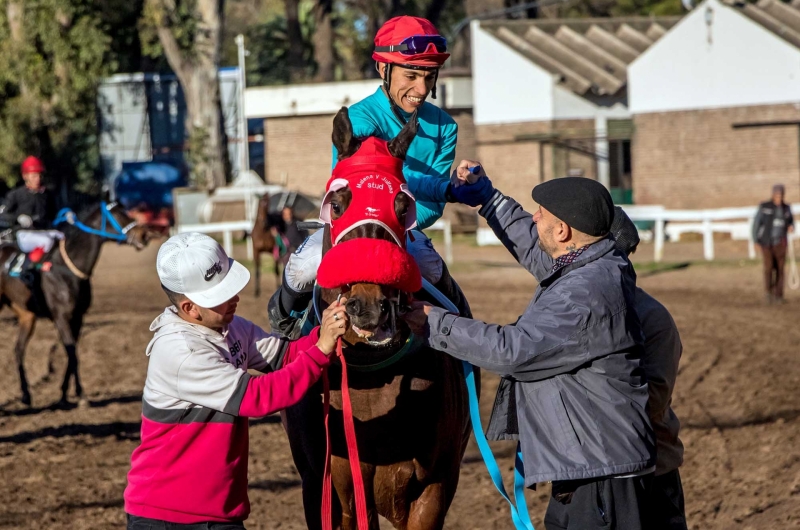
xmin=127 ymin=515 xmax=245 ymax=529
xmin=650 ymin=469 xmax=688 ymax=530
xmin=543 ymin=474 xmax=653 ymax=530
xmin=761 ymin=242 xmax=787 ymax=300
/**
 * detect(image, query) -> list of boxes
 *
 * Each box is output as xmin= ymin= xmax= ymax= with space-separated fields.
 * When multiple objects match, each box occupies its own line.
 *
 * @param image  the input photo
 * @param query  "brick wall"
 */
xmin=263 ymin=109 xmax=479 ymax=202
xmin=633 ymin=104 xmax=800 ymax=208
xmin=475 ymin=119 xmax=597 ymax=210
xmin=264 ymin=115 xmax=333 ymax=200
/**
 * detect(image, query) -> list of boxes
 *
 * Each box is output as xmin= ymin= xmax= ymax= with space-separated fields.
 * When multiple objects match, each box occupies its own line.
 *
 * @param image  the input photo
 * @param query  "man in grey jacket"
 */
xmin=611 ymin=207 xmax=687 ymax=530
xmin=406 ymin=166 xmax=656 ymax=529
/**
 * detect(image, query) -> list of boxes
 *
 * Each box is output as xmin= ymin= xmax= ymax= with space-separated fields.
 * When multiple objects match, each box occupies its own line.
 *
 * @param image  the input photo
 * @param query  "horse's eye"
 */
xmin=331 ymin=202 xmax=342 ymax=216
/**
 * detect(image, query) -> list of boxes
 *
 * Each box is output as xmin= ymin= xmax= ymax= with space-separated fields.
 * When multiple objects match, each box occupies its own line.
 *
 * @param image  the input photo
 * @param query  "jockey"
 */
xmin=269 ymin=15 xmax=479 ymax=336
xmin=0 ymin=156 xmax=61 ymax=280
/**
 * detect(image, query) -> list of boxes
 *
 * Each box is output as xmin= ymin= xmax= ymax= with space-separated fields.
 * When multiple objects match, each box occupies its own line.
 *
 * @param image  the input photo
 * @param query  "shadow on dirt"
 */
xmin=0 ymin=392 xmax=143 ymax=418
xmin=0 ymin=421 xmax=141 ymax=444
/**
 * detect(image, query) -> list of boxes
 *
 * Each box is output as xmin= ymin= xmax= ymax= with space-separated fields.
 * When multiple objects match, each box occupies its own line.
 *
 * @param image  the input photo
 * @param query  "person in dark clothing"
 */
xmin=0 ymin=156 xmax=57 ymax=229
xmin=752 ymin=184 xmax=794 ymax=304
xmin=0 ymin=156 xmax=60 ymax=281
xmin=611 ymin=207 xmax=688 ymax=530
xmin=405 ymin=164 xmax=656 ymax=530
xmin=279 ymin=207 xmax=308 ymax=252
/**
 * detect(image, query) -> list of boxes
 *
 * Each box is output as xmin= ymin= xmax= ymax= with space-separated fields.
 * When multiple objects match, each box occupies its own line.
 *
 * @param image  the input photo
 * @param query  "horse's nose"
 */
xmin=345 ymin=298 xmax=361 ymax=316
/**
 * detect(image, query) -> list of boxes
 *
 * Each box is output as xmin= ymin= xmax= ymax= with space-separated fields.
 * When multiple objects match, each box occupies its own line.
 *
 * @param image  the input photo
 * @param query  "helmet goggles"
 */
xmin=375 ymin=35 xmax=447 ymax=56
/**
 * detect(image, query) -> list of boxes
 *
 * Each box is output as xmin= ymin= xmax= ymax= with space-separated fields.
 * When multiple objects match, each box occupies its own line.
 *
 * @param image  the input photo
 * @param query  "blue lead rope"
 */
xmin=53 ymin=202 xmax=129 ymax=242
xmin=421 ymin=279 xmax=534 ymax=530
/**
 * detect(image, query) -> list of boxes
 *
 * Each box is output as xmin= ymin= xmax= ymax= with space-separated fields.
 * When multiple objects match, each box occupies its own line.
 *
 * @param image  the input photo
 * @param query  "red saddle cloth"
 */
xmin=317 ymin=137 xmax=421 ymax=292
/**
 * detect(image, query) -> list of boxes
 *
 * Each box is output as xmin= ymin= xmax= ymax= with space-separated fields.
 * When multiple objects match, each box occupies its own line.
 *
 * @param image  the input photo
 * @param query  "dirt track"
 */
xmin=0 ymin=238 xmax=798 ymax=529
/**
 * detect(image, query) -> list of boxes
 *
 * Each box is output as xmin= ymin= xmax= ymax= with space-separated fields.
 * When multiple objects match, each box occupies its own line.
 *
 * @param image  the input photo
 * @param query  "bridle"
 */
xmin=52 ymin=201 xmax=141 ymax=279
xmin=53 ymin=201 xmax=138 ymax=243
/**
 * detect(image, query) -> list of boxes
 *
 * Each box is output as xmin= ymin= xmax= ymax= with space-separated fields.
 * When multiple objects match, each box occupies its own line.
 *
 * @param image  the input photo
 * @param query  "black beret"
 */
xmin=531 ymin=177 xmax=614 ymax=236
xmin=610 ymin=206 xmax=640 ymax=254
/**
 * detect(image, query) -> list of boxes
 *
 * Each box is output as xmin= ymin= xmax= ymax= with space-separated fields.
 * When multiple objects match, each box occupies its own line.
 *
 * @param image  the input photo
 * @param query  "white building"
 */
xmin=628 ymin=0 xmax=800 ymax=208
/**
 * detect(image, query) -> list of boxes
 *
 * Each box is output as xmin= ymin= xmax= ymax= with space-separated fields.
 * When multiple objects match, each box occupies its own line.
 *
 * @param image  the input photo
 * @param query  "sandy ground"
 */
xmin=0 ymin=236 xmax=797 ymax=529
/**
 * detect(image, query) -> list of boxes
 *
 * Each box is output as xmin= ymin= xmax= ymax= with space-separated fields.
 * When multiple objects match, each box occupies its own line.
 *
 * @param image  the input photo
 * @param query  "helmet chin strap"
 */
xmin=381 ymin=62 xmax=439 ymax=126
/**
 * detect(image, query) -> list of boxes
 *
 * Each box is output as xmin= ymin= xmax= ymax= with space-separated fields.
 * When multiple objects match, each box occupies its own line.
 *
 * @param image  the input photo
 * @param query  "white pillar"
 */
xmin=236 ymin=35 xmax=250 ymax=175
xmin=703 ymin=218 xmax=714 ymax=260
xmin=595 ymin=115 xmax=610 ymax=189
xmin=654 ymin=217 xmax=665 ymax=263
xmin=443 ymin=220 xmax=453 ymax=265
xmin=223 ymin=230 xmax=233 ymax=257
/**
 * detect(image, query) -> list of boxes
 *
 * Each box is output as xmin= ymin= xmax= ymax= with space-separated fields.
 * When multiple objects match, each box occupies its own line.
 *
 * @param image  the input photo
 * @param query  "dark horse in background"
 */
xmin=282 ymin=108 xmax=473 ymax=530
xmin=0 ymin=202 xmax=156 ymax=407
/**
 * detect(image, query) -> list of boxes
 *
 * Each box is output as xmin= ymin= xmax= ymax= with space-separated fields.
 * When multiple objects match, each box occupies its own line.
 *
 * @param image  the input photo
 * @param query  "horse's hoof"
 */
xmin=20 ymin=394 xmax=31 ymax=407
xmin=56 ymin=397 xmax=71 ymax=409
xmin=77 ymin=398 xmax=89 ymax=410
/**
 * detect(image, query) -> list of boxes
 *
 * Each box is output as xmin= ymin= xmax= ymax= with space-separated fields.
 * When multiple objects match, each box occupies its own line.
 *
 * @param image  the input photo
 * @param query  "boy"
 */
xmin=124 ymin=232 xmax=347 ymax=529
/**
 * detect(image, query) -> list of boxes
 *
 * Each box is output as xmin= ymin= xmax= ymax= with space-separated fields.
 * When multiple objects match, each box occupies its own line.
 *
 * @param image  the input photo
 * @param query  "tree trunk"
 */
xmin=7 ymin=1 xmax=26 ymax=96
xmin=150 ymin=0 xmax=229 ymax=190
xmin=284 ymin=0 xmax=305 ymax=83
xmin=312 ymin=0 xmax=334 ymax=82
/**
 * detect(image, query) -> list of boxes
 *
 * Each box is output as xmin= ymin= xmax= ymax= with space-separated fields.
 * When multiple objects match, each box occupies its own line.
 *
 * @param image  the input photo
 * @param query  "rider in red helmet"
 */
xmin=1 ymin=156 xmax=59 ymax=282
xmin=1 ymin=156 xmax=56 ymax=230
xmin=271 ymin=16 xmax=482 ymax=341
xmin=372 ymin=15 xmax=450 ymax=125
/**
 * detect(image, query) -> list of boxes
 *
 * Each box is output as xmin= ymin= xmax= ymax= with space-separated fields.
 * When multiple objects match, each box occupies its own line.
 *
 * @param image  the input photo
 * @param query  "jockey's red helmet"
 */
xmin=372 ymin=16 xmax=450 ymax=69
xmin=21 ymin=156 xmax=45 ymax=174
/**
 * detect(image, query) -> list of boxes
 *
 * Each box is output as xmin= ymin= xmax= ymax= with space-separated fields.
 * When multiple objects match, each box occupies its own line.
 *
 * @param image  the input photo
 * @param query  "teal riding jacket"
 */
xmin=331 ymin=87 xmax=458 ymax=230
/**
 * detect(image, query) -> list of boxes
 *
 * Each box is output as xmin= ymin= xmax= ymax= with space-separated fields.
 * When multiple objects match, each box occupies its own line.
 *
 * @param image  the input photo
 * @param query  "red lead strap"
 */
xmin=322 ymin=338 xmax=370 ymax=530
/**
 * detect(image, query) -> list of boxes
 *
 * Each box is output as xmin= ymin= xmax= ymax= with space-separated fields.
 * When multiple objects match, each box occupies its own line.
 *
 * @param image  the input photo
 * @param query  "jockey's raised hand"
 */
xmin=449 ymin=160 xmax=495 ymax=207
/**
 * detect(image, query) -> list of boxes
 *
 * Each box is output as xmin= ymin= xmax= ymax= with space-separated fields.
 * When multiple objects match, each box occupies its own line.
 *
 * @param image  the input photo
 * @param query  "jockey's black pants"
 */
xmin=544 ymin=473 xmax=653 ymax=530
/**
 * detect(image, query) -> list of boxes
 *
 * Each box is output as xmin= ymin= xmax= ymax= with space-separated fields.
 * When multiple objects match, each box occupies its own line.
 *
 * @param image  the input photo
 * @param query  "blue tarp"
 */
xmin=113 ymin=162 xmax=187 ymax=211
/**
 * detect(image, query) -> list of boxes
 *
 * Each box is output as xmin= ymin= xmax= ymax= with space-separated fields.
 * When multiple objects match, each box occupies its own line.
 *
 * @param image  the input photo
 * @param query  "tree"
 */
xmin=0 ymin=0 xmax=116 ymax=195
xmin=313 ymin=0 xmax=334 ymax=82
xmin=142 ymin=0 xmax=231 ymax=189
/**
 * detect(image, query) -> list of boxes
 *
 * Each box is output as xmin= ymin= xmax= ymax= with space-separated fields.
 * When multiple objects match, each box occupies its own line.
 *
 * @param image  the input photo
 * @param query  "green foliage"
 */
xmin=244 ymin=0 xmax=316 ymax=85
xmin=0 ymin=0 xmax=117 ymax=191
xmin=140 ymin=0 xmax=200 ymax=61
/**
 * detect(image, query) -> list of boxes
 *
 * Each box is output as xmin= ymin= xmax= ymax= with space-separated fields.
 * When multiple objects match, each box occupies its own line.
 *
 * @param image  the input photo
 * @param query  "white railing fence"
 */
xmin=477 ymin=203 xmax=800 ymax=263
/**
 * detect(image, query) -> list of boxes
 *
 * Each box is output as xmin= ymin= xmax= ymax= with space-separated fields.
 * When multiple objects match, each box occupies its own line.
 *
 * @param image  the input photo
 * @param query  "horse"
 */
xmin=282 ymin=108 xmax=473 ymax=530
xmin=0 ymin=202 xmax=157 ymax=407
xmin=252 ymin=193 xmax=289 ymax=297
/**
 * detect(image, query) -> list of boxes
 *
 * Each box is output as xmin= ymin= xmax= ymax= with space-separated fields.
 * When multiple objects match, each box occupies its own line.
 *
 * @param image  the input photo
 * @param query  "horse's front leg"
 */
xmin=406 ymin=483 xmax=446 ymax=530
xmin=332 ymin=457 xmax=381 ymax=530
xmin=44 ymin=276 xmax=82 ymax=406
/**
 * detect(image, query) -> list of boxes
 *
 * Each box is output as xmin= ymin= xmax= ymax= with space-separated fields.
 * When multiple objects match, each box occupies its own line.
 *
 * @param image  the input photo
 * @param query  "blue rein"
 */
xmin=53 ymin=202 xmax=130 ymax=243
xmin=421 ymin=278 xmax=535 ymax=530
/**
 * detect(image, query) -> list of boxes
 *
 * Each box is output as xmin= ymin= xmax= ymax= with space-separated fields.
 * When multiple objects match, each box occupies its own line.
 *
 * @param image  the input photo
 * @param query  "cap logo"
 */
xmin=204 ymin=261 xmax=223 ymax=281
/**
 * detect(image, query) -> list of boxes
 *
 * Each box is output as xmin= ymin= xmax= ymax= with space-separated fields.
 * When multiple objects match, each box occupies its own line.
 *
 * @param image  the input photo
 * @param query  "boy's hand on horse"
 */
xmin=403 ymin=301 xmax=435 ymax=336
xmin=317 ymin=298 xmax=349 ymax=355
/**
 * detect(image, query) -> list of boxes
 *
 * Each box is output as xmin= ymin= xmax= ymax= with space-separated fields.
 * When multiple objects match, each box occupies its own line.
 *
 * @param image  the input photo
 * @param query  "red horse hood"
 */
xmin=318 ymin=136 xmax=421 ymax=291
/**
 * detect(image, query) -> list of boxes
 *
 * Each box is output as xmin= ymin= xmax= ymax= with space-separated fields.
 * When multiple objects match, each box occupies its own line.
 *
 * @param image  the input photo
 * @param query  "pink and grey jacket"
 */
xmin=124 ymin=307 xmax=328 ymax=524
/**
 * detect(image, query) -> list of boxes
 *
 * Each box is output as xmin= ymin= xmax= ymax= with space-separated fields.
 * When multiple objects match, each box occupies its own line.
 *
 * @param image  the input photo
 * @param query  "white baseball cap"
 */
xmin=157 ymin=232 xmax=250 ymax=308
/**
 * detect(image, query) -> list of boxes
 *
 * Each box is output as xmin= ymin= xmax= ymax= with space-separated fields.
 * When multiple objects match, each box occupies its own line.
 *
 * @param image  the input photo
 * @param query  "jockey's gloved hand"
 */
xmin=17 ymin=215 xmax=32 ymax=228
xmin=448 ymin=176 xmax=496 ymax=207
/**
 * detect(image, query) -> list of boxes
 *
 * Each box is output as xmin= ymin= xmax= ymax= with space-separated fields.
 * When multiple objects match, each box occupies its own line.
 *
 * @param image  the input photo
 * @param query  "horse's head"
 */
xmin=318 ymin=107 xmax=420 ymax=346
xmin=82 ymin=202 xmax=160 ymax=250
